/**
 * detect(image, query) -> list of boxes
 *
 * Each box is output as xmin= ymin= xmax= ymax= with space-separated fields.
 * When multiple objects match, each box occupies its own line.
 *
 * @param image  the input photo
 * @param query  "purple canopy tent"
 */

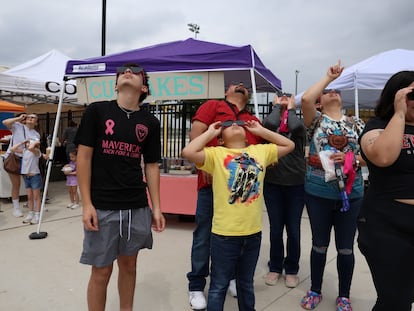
xmin=65 ymin=38 xmax=281 ymax=93
xmin=36 ymin=39 xmax=282 ymax=235
xmin=65 ymin=38 xmax=281 ymax=118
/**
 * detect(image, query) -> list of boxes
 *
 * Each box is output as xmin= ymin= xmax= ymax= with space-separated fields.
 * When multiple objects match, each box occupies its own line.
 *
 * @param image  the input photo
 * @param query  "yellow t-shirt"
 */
xmin=198 ymin=144 xmax=278 ymax=236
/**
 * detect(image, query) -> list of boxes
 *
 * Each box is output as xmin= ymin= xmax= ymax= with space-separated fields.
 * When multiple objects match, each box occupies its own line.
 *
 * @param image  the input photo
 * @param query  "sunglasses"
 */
xmin=230 ymin=81 xmax=244 ymax=86
xmin=322 ymin=89 xmax=341 ymax=95
xmin=116 ymin=66 xmax=143 ymax=75
xmin=279 ymin=92 xmax=292 ymax=98
xmin=407 ymin=91 xmax=414 ymax=100
xmin=230 ymin=81 xmax=251 ymax=89
xmin=221 ymin=120 xmax=246 ymax=128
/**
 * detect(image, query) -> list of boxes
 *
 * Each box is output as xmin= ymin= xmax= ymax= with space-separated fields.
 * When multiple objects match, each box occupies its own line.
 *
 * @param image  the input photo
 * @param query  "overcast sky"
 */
xmin=1 ymin=0 xmax=413 ymax=96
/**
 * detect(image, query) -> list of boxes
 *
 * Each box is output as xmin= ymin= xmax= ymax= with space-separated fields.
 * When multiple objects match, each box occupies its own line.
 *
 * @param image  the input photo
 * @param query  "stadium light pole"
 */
xmin=187 ymin=23 xmax=200 ymax=38
xmin=101 ymin=0 xmax=106 ymax=56
xmin=295 ymin=70 xmax=300 ymax=95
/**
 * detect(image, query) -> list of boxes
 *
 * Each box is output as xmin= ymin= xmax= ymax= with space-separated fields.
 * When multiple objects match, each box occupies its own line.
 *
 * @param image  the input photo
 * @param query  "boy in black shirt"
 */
xmin=75 ymin=63 xmax=165 ymax=311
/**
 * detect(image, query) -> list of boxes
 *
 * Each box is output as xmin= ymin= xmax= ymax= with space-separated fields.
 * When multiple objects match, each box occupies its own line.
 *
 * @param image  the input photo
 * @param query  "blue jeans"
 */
xmin=23 ymin=174 xmax=43 ymax=190
xmin=263 ymin=183 xmax=304 ymax=274
xmin=208 ymin=232 xmax=261 ymax=311
xmin=187 ymin=187 xmax=213 ymax=291
xmin=305 ymin=193 xmax=362 ymax=297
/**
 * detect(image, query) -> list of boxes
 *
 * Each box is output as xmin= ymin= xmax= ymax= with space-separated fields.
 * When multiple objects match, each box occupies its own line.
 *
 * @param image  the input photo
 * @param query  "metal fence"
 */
xmin=35 ymin=101 xmax=372 ymax=172
xmin=37 ymin=100 xmax=274 ymax=165
xmin=145 ymin=100 xmax=273 ymax=160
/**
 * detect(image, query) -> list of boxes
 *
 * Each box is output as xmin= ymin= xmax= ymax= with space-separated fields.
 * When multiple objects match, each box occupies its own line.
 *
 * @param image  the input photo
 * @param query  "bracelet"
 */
xmin=353 ymin=159 xmax=361 ymax=171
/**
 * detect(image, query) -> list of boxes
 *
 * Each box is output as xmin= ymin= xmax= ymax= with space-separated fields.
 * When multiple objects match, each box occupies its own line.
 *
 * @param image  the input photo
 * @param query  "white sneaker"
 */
xmin=228 ymin=279 xmax=237 ymax=297
xmin=71 ymin=204 xmax=80 ymax=209
xmin=189 ymin=291 xmax=207 ymax=310
xmin=30 ymin=213 xmax=40 ymax=225
xmin=67 ymin=203 xmax=74 ymax=208
xmin=23 ymin=211 xmax=34 ymax=224
xmin=12 ymin=207 xmax=23 ymax=217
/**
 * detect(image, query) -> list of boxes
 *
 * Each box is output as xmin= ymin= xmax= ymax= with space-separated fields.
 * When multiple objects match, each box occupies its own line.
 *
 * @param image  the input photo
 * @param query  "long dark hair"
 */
xmin=375 ymin=70 xmax=414 ymax=120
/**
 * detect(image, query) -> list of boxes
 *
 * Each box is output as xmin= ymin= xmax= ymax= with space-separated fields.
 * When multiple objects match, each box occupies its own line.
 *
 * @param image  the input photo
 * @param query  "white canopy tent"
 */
xmin=0 ymin=49 xmax=78 ymax=106
xmin=1 ymin=50 xmax=80 ymax=238
xmin=295 ymin=49 xmax=414 ymax=117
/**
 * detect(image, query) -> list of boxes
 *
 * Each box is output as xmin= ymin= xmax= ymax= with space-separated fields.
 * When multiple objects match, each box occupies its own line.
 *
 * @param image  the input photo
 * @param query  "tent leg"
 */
xmin=30 ymin=80 xmax=67 ymax=240
xmin=354 ymin=88 xmax=359 ymax=118
xmin=249 ymin=68 xmax=259 ymax=119
xmin=29 ymin=157 xmax=52 ymax=240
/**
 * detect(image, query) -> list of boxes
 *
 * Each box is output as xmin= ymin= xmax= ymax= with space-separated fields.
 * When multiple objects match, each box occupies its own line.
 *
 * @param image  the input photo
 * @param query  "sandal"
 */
xmin=264 ymin=272 xmax=280 ymax=286
xmin=285 ymin=274 xmax=299 ymax=288
xmin=300 ymin=290 xmax=322 ymax=310
xmin=336 ymin=297 xmax=352 ymax=311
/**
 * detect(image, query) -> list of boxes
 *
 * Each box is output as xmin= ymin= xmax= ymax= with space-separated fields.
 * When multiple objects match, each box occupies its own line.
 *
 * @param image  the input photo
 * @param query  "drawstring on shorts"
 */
xmin=119 ymin=209 xmax=132 ymax=241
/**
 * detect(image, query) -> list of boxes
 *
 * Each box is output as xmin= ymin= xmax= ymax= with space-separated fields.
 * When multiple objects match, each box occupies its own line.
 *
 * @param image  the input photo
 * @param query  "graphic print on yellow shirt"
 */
xmin=225 ymin=151 xmax=263 ymax=204
xmin=200 ymin=144 xmax=277 ymax=236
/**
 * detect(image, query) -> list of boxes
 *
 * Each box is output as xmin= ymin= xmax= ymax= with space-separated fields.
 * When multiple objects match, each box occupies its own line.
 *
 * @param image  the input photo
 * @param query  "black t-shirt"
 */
xmin=360 ymin=117 xmax=414 ymax=199
xmin=75 ymin=100 xmax=161 ymax=210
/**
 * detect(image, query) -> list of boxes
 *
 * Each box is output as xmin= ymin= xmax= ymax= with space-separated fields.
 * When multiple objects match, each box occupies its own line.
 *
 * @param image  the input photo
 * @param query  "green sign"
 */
xmin=77 ymin=71 xmax=224 ymax=104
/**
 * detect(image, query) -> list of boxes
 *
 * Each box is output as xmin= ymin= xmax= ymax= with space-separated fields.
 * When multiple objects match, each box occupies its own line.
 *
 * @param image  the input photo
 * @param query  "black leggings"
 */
xmin=358 ymin=199 xmax=414 ymax=311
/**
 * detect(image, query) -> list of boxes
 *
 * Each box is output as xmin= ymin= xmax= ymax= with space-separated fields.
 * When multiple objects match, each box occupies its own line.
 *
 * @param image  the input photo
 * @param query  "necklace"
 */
xmin=118 ymin=105 xmax=138 ymax=119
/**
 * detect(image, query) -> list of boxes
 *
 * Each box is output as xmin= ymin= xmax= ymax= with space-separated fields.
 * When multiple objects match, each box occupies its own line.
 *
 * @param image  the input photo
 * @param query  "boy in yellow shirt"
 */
xmin=182 ymin=119 xmax=294 ymax=311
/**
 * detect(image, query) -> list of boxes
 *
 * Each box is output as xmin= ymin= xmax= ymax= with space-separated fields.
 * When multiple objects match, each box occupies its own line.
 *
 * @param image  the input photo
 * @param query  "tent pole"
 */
xmin=354 ymin=87 xmax=359 ymax=118
xmin=30 ymin=79 xmax=67 ymax=239
xmin=249 ymin=68 xmax=259 ymax=119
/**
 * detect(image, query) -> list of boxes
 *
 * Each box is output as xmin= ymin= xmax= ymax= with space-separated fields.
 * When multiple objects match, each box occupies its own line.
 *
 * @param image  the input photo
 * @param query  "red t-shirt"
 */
xmin=191 ymin=99 xmax=262 ymax=189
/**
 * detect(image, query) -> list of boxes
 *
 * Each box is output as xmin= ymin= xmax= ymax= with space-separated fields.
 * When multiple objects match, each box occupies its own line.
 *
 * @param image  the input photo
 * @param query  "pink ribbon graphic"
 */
xmin=105 ymin=119 xmax=115 ymax=135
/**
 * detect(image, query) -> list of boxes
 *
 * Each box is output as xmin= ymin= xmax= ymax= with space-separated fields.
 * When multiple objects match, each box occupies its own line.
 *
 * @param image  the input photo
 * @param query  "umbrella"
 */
xmin=0 ymin=100 xmax=25 ymax=113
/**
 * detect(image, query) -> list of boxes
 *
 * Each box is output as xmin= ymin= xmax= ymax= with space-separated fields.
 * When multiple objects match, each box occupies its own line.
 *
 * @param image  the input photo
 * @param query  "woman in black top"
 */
xmin=358 ymin=70 xmax=414 ymax=311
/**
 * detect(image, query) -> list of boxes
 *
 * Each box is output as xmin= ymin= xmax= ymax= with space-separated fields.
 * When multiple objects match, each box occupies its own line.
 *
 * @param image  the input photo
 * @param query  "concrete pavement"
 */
xmin=0 ymin=180 xmax=380 ymax=310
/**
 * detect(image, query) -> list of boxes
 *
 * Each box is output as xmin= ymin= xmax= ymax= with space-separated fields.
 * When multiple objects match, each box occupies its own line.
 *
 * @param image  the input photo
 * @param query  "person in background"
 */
xmin=182 ymin=119 xmax=294 ymax=311
xmin=75 ymin=63 xmax=166 ymax=311
xmin=300 ymin=61 xmax=366 ymax=311
xmin=62 ymin=120 xmax=78 ymax=162
xmin=187 ymin=82 xmax=262 ymax=310
xmin=11 ymin=139 xmax=42 ymax=224
xmin=262 ymin=92 xmax=306 ymax=288
xmin=2 ymin=113 xmax=40 ymax=217
xmin=357 ymin=71 xmax=414 ymax=311
xmin=62 ymin=148 xmax=80 ymax=209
